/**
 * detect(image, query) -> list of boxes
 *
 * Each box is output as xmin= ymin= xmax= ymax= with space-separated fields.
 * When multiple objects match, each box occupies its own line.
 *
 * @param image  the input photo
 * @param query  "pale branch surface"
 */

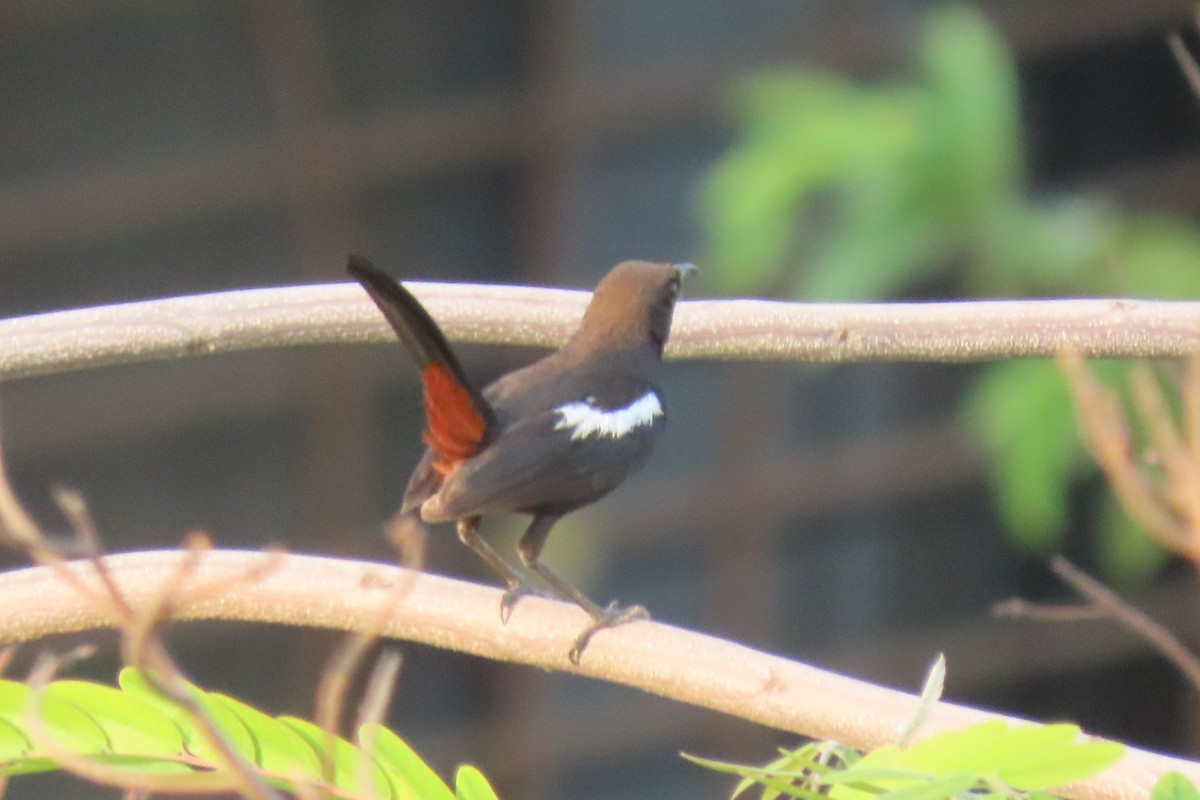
xmin=0 ymin=549 xmax=1193 ymax=800
xmin=1 ymin=283 xmax=1199 ymax=381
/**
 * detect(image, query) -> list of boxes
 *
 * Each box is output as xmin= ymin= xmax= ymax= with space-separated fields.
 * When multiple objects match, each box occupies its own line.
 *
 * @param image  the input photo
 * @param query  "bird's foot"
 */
xmin=499 ymin=579 xmax=547 ymax=624
xmin=568 ymin=601 xmax=650 ymax=665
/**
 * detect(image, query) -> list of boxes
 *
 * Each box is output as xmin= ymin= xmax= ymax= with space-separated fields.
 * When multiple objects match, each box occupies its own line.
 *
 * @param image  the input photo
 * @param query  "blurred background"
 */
xmin=3 ymin=1 xmax=1200 ymax=798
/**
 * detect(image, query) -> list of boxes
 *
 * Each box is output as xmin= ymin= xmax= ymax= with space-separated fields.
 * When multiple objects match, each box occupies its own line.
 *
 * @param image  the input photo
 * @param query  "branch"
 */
xmin=0 ymin=549 xmax=1194 ymax=800
xmin=2 ymin=283 xmax=1200 ymax=380
xmin=1055 ymin=558 xmax=1200 ymax=693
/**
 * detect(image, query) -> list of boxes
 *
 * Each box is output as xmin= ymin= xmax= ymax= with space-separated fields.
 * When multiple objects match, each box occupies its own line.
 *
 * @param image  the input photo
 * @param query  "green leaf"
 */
xmin=866 ymin=721 xmax=1000 ymax=778
xmin=0 ymin=680 xmax=108 ymax=756
xmin=44 ymin=680 xmax=183 ymax=758
xmin=455 ymin=764 xmax=501 ymax=800
xmin=0 ymin=716 xmax=45 ymax=776
xmin=0 ymin=756 xmax=60 ymax=778
xmin=683 ymin=753 xmax=806 ymax=798
xmin=1152 ymin=772 xmax=1200 ymax=800
xmin=0 ymin=684 xmax=181 ymax=779
xmin=824 ymin=765 xmax=936 ymax=785
xmin=0 ymin=673 xmax=501 ymax=799
xmin=859 ymin=722 xmax=1123 ymax=791
xmin=690 ymin=723 xmax=1118 ymax=800
xmin=875 ymin=772 xmax=978 ymax=800
xmin=117 ymin=668 xmax=256 ymax=766
xmin=692 ymin=742 xmax=862 ymax=799
xmin=87 ymin=752 xmax=196 ymax=775
xmin=963 ymin=361 xmax=1088 ymax=551
xmin=916 ymin=4 xmax=1021 ymax=216
xmin=366 ymin=723 xmax=456 ymax=800
xmin=896 ymin=654 xmax=944 ymax=747
xmin=990 ymin=726 xmax=1123 ymax=789
xmin=281 ymin=715 xmax=394 ymax=800
xmin=212 ymin=693 xmax=322 ymax=783
xmin=685 ymin=749 xmax=841 ymax=800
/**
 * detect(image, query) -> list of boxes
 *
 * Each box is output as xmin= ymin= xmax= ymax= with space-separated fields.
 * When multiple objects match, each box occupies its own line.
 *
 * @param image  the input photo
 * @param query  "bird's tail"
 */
xmin=347 ymin=255 xmax=497 ymax=470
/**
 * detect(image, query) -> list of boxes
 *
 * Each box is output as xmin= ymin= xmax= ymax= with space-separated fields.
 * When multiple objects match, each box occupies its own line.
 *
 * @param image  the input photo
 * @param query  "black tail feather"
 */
xmin=347 ymin=254 xmax=497 ymax=431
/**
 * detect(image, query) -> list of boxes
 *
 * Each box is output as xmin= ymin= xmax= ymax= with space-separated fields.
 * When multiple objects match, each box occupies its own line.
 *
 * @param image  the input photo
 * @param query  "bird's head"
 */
xmin=576 ymin=260 xmax=696 ymax=355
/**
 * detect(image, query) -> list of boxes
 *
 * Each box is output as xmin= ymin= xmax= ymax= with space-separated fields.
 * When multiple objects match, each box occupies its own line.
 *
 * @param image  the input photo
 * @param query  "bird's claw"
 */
xmin=568 ymin=601 xmax=650 ymax=665
xmin=499 ymin=581 xmax=544 ymax=624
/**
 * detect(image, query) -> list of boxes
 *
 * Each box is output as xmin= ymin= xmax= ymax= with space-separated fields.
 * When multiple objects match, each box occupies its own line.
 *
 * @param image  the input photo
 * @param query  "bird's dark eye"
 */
xmin=664 ymin=278 xmax=681 ymax=303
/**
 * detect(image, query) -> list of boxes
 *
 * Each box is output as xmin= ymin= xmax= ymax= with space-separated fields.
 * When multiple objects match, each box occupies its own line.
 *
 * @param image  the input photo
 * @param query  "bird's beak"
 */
xmin=673 ymin=262 xmax=698 ymax=280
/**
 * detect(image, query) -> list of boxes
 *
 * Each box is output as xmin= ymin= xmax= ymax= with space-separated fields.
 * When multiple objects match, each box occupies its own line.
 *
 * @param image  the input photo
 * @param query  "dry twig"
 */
xmin=1059 ymin=353 xmax=1195 ymax=558
xmin=997 ymin=557 xmax=1200 ymax=694
xmin=312 ymin=533 xmax=418 ymax=792
xmin=1001 ymin=356 xmax=1200 ymax=696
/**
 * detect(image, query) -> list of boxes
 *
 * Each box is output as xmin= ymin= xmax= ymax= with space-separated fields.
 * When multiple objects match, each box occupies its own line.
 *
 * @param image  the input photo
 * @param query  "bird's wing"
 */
xmin=429 ymin=394 xmax=665 ymax=521
xmin=348 ymin=256 xmax=497 ymax=467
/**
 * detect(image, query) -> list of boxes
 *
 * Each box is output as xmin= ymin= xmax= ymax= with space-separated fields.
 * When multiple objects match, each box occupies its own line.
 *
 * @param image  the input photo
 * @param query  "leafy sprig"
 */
xmin=686 ymin=657 xmax=1123 ymax=800
xmin=687 ymin=721 xmax=1123 ymax=800
xmin=0 ymin=667 xmax=499 ymax=800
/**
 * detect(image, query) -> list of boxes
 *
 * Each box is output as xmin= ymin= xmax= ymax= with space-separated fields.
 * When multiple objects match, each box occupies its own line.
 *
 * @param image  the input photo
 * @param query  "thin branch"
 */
xmin=1168 ymin=27 xmax=1200 ymax=100
xmin=0 ymin=548 xmax=1191 ymax=800
xmin=314 ymin=631 xmax=375 ymax=786
xmin=2 ymin=284 xmax=1200 ymax=381
xmin=993 ymin=599 xmax=1105 ymax=623
xmin=1187 ymin=357 xmax=1200 ymax=466
xmin=356 ymin=651 xmax=402 ymax=735
xmin=1051 ymin=557 xmax=1200 ymax=693
xmin=1131 ymin=365 xmax=1200 ymax=546
xmin=998 ymin=558 xmax=1200 ymax=697
xmin=1059 ymin=353 xmax=1191 ymax=553
xmin=355 ymin=651 xmax=403 ymax=800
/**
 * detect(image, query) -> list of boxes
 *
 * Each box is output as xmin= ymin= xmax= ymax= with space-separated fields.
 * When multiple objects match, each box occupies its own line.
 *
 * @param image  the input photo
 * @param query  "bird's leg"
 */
xmin=517 ymin=514 xmax=650 ymax=664
xmin=455 ymin=516 xmax=541 ymax=623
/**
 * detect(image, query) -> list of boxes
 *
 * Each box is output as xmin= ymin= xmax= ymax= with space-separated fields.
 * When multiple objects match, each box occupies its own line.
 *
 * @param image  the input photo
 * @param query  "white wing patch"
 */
xmin=554 ymin=392 xmax=663 ymax=441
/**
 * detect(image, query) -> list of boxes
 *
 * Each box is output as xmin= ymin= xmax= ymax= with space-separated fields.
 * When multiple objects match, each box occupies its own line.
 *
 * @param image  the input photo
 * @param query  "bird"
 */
xmin=347 ymin=255 xmax=693 ymax=663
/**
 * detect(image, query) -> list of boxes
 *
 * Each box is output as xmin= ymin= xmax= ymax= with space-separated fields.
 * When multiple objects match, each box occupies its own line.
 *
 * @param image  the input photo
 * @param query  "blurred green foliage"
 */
xmin=700 ymin=3 xmax=1200 ymax=584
